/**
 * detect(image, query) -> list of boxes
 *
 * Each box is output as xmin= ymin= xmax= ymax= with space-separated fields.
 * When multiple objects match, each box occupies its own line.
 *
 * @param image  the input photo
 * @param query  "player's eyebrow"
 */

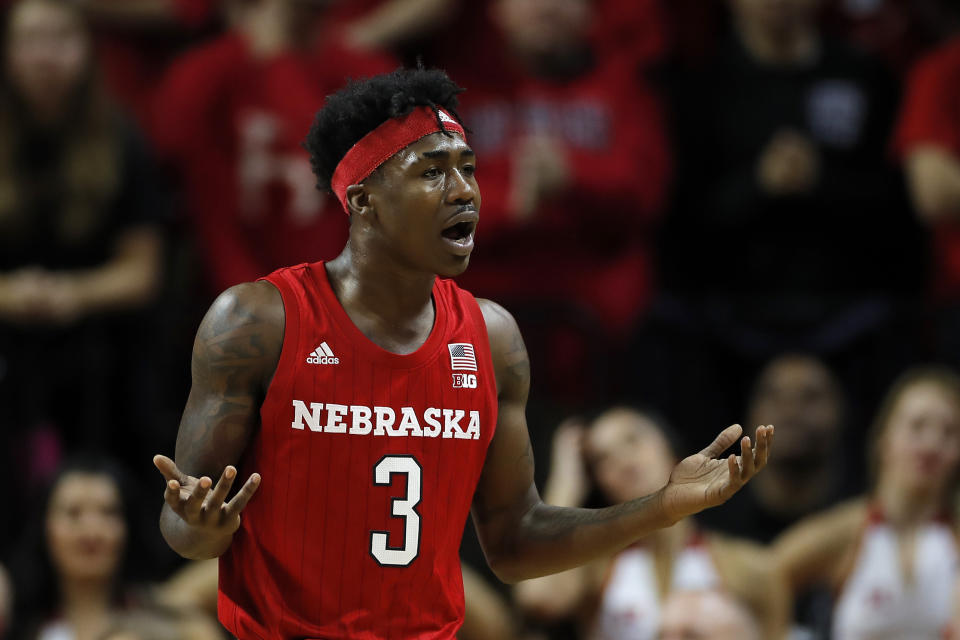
xmin=421 ymin=148 xmax=475 ymax=159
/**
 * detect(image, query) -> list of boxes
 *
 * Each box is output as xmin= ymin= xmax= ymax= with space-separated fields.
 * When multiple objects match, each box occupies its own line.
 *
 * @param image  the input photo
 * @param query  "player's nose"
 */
xmin=446 ymin=168 xmax=476 ymax=206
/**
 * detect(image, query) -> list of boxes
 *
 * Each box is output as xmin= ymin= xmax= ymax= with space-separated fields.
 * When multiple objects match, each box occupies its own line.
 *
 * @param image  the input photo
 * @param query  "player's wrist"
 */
xmin=651 ymin=485 xmax=685 ymax=528
xmin=161 ymin=505 xmax=236 ymax=559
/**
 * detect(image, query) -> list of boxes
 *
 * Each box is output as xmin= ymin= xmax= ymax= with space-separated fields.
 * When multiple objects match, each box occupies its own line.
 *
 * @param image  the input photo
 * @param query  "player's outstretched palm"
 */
xmin=661 ymin=424 xmax=774 ymax=522
xmin=153 ymin=455 xmax=261 ymax=536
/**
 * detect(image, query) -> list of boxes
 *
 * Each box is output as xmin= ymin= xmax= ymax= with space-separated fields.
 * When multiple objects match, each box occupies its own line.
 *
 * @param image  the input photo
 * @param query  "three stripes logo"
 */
xmin=306 ymin=342 xmax=340 ymax=365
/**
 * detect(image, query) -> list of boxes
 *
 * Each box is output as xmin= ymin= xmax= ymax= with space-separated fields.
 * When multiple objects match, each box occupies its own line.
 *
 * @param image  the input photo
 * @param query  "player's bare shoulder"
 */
xmin=194 ymin=281 xmax=285 ymax=391
xmin=476 ymin=298 xmax=529 ymax=400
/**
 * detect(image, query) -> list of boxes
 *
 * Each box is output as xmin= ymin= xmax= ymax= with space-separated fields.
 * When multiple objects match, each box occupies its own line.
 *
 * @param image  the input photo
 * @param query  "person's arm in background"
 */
xmin=906 ymin=147 xmax=960 ymax=220
xmin=46 ymin=225 xmax=162 ymax=321
xmin=0 ymin=122 xmax=164 ymax=326
xmin=53 ymin=121 xmax=165 ymax=319
xmin=514 ymin=420 xmax=603 ymax=620
xmin=459 ymin=564 xmax=518 ymax=640
xmin=558 ymin=73 xmax=672 ymax=226
xmin=895 ymin=41 xmax=960 ymax=222
xmin=471 ymin=299 xmax=773 ymax=583
xmin=78 ymin=0 xmax=215 ymax=29
xmin=154 ymin=281 xmax=283 ymax=559
xmin=711 ymin=535 xmax=791 ymax=640
xmin=773 ymin=499 xmax=865 ymax=595
xmin=0 ymin=562 xmax=10 ymax=637
xmin=506 ymin=68 xmax=671 ymax=229
xmin=157 ymin=559 xmax=219 ymax=616
xmin=344 ymin=0 xmax=458 ymax=51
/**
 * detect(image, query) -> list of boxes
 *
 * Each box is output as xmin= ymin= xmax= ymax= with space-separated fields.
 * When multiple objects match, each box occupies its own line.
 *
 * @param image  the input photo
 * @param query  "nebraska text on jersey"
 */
xmin=291 ymin=399 xmax=482 ymax=440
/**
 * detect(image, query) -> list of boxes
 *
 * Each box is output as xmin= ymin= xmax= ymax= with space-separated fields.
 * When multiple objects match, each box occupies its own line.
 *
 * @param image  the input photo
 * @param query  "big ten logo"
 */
xmin=452 ymin=373 xmax=478 ymax=389
xmin=238 ymin=111 xmax=325 ymax=224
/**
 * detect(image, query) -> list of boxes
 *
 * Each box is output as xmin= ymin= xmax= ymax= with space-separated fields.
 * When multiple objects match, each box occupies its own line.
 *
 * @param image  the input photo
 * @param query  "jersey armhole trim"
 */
xmin=258 ymin=274 xmax=300 ymax=416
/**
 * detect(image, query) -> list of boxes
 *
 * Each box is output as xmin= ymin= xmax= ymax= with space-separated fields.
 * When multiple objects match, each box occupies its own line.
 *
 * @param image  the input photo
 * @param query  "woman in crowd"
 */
xmin=8 ymin=453 xmax=222 ymax=640
xmin=776 ymin=367 xmax=960 ymax=639
xmin=9 ymin=454 xmax=147 ymax=639
xmin=0 ymin=0 xmax=165 ymax=550
xmin=514 ymin=407 xmax=788 ymax=639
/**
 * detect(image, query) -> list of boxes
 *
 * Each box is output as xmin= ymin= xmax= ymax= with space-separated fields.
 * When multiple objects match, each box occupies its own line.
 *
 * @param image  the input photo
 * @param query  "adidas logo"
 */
xmin=306 ymin=342 xmax=340 ymax=365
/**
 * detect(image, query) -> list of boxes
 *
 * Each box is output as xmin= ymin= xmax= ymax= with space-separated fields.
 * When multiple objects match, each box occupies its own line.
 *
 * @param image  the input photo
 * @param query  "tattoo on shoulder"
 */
xmin=515 ymin=438 xmax=534 ymax=474
xmin=177 ymin=285 xmax=282 ymax=470
xmin=193 ymin=285 xmax=282 ymax=389
xmin=502 ymin=327 xmax=530 ymax=388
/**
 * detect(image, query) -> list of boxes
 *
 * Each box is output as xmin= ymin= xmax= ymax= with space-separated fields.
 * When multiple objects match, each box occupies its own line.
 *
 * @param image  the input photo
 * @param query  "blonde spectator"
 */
xmin=515 ymin=408 xmax=787 ymax=639
xmin=776 ymin=367 xmax=960 ymax=639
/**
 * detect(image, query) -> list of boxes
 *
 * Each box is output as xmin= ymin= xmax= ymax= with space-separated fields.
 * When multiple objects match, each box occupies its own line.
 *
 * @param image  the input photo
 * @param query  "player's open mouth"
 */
xmin=440 ymin=212 xmax=478 ymax=255
xmin=441 ymin=220 xmax=476 ymax=241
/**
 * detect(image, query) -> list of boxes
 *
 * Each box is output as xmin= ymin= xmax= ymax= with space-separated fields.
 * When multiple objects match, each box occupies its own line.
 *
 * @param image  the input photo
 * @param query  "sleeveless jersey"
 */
xmin=591 ymin=535 xmax=721 ymax=640
xmin=217 ymin=261 xmax=499 ymax=640
xmin=832 ymin=509 xmax=959 ymax=640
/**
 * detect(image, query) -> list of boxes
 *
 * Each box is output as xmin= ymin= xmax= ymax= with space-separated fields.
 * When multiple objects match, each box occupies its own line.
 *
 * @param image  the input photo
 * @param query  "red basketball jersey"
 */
xmin=218 ymin=262 xmax=499 ymax=639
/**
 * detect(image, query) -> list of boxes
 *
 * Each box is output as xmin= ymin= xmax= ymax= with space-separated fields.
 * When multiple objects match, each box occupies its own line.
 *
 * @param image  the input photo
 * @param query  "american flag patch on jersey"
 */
xmin=448 ymin=343 xmax=477 ymax=371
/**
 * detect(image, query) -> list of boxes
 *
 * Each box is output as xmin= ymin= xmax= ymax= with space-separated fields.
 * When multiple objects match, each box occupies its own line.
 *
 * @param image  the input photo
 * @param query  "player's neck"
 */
xmin=326 ymin=247 xmax=436 ymax=346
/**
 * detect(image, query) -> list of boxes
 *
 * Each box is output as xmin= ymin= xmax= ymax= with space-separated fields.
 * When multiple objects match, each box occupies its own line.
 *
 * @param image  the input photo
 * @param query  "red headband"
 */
xmin=331 ymin=106 xmax=467 ymax=213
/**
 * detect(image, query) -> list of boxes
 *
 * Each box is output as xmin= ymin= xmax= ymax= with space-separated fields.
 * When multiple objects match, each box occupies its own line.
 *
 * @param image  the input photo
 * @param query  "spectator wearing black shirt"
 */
xmin=0 ymin=0 xmax=165 ymax=553
xmin=641 ymin=0 xmax=924 ymax=449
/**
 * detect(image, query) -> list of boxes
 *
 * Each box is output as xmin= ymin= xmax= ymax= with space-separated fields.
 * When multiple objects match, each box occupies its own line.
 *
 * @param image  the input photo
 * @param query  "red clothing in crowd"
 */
xmin=94 ymin=0 xmax=219 ymax=124
xmin=821 ymin=0 xmax=954 ymax=75
xmin=453 ymin=54 xmax=671 ymax=337
xmin=152 ymin=33 xmax=394 ymax=291
xmin=894 ymin=36 xmax=960 ymax=298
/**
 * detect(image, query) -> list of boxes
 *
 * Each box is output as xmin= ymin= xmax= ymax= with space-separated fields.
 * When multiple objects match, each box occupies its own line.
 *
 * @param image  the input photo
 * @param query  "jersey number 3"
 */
xmin=370 ymin=455 xmax=422 ymax=567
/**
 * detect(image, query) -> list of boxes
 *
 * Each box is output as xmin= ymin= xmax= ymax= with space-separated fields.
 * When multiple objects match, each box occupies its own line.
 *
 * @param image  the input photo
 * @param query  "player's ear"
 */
xmin=346 ymin=184 xmax=373 ymax=219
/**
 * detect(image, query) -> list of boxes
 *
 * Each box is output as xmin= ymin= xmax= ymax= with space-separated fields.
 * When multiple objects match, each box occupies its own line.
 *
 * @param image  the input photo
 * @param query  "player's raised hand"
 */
xmin=153 ymin=455 xmax=261 ymax=535
xmin=659 ymin=424 xmax=774 ymax=522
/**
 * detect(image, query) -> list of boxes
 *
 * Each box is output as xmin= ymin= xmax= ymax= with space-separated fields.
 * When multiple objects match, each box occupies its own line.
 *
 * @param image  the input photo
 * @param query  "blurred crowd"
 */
xmin=4 ymin=0 xmax=960 ymax=638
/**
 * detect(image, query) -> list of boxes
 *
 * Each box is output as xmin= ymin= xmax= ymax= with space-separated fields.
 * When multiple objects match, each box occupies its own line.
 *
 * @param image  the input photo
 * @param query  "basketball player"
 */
xmin=152 ymin=68 xmax=774 ymax=639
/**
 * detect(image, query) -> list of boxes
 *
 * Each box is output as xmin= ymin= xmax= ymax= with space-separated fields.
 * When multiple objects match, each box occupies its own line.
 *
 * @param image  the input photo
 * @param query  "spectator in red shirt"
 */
xmin=152 ymin=0 xmax=394 ymax=292
xmin=450 ymin=0 xmax=671 ymax=403
xmin=893 ymin=34 xmax=960 ymax=368
xmin=895 ymin=36 xmax=960 ymax=297
xmin=73 ymin=0 xmax=221 ymax=125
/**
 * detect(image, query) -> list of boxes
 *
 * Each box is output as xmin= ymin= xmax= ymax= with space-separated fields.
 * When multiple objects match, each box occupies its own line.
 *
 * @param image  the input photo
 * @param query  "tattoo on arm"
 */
xmin=502 ymin=325 xmax=530 ymax=396
xmin=175 ymin=283 xmax=283 ymax=477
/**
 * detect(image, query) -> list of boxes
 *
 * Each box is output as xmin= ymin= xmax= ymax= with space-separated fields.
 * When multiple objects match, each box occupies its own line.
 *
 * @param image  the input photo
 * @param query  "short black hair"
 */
xmin=304 ymin=66 xmax=466 ymax=193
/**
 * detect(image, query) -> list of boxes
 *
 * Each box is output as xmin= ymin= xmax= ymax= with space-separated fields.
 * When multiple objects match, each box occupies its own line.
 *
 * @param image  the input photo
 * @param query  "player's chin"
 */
xmin=433 ymin=245 xmax=472 ymax=278
xmin=437 ymin=254 xmax=471 ymax=278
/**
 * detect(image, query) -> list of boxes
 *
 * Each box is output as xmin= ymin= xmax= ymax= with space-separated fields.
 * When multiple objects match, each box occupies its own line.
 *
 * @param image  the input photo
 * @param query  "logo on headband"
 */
xmin=439 ymin=111 xmax=457 ymax=125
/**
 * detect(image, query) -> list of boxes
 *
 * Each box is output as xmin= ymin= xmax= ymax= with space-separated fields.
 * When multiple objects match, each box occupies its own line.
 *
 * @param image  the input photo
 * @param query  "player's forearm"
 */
xmin=160 ymin=504 xmax=235 ymax=560
xmin=485 ymin=490 xmax=674 ymax=583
